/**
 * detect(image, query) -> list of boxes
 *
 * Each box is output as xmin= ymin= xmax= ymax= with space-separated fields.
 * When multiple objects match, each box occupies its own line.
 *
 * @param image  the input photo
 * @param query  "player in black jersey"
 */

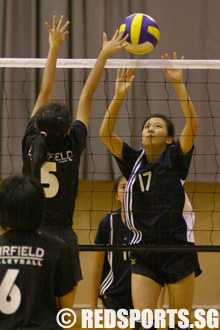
xmin=22 ymin=15 xmax=129 ymax=300
xmin=90 ymin=176 xmax=133 ymax=314
xmin=100 ymin=54 xmax=201 ymax=329
xmin=0 ymin=174 xmax=76 ymax=329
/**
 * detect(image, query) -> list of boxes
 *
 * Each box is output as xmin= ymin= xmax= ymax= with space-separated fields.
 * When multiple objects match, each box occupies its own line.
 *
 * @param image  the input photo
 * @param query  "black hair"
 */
xmin=30 ymin=102 xmax=70 ymax=178
xmin=113 ymin=175 xmax=126 ymax=193
xmin=142 ymin=114 xmax=175 ymax=141
xmin=0 ymin=174 xmax=45 ymax=230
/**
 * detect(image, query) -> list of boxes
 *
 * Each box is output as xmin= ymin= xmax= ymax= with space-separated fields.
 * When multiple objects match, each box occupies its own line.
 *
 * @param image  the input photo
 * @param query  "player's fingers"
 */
xmin=120 ymin=34 xmax=129 ymax=43
xmin=61 ymin=20 xmax=70 ymax=33
xmin=130 ymin=74 xmax=135 ymax=82
xmin=121 ymin=68 xmax=126 ymax=78
xmin=45 ymin=22 xmax=52 ymax=33
xmin=126 ymin=68 xmax=133 ymax=77
xmin=53 ymin=15 xmax=57 ymax=29
xmin=131 ymin=68 xmax=135 ymax=76
xmin=117 ymin=68 xmax=121 ymax=81
xmin=62 ymin=31 xmax=69 ymax=40
xmin=57 ymin=15 xmax=64 ymax=29
xmin=103 ymin=32 xmax=107 ymax=44
xmin=112 ymin=29 xmax=119 ymax=40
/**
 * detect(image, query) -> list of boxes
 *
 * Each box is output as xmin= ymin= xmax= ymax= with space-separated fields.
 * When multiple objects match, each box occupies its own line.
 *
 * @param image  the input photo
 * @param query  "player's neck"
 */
xmin=145 ymin=145 xmax=167 ymax=162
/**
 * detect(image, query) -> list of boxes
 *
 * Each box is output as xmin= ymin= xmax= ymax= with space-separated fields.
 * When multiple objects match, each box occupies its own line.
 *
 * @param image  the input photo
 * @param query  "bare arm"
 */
xmin=162 ymin=52 xmax=198 ymax=154
xmin=57 ymin=289 xmax=76 ymax=329
xmin=76 ymin=30 xmax=129 ymax=130
xmin=99 ymin=68 xmax=135 ymax=160
xmin=31 ymin=15 xmax=69 ymax=117
xmin=90 ymin=251 xmax=105 ymax=310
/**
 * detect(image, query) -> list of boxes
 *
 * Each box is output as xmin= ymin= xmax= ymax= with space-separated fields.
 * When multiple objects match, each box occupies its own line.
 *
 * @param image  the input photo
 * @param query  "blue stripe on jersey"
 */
xmin=124 ymin=149 xmax=145 ymax=245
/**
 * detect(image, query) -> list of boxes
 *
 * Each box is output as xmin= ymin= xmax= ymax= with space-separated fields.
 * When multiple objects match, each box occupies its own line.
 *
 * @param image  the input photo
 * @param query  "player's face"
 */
xmin=141 ymin=117 xmax=172 ymax=150
xmin=116 ymin=177 xmax=127 ymax=205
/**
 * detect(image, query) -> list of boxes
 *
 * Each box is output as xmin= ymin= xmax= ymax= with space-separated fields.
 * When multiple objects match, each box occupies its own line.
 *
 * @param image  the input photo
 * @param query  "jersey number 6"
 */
xmin=0 ymin=269 xmax=21 ymax=314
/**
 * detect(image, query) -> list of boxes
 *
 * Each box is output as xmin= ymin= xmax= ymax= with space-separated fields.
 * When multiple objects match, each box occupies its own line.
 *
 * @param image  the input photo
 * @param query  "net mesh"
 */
xmin=0 ymin=58 xmax=220 ymax=251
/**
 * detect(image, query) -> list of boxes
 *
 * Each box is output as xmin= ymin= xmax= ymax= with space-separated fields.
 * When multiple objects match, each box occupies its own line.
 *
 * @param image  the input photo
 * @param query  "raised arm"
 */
xmin=76 ymin=30 xmax=129 ymax=130
xmin=31 ymin=15 xmax=69 ymax=117
xmin=99 ymin=68 xmax=135 ymax=160
xmin=162 ymin=52 xmax=198 ymax=154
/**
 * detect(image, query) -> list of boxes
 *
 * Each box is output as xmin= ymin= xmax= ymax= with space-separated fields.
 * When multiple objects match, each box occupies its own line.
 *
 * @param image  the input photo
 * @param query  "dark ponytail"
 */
xmin=29 ymin=102 xmax=70 ymax=179
xmin=31 ymin=134 xmax=48 ymax=179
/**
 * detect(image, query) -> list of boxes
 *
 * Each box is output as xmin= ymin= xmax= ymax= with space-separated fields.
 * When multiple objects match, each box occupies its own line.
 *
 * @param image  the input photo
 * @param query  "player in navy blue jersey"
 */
xmin=22 ymin=15 xmax=129 ymax=300
xmin=90 ymin=176 xmax=133 ymax=314
xmin=100 ymin=54 xmax=202 ymax=329
xmin=0 ymin=174 xmax=76 ymax=329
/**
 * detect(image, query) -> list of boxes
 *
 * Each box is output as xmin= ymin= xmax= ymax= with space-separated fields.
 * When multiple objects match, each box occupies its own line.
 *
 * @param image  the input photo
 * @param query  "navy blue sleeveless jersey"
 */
xmin=95 ymin=209 xmax=132 ymax=296
xmin=0 ymin=230 xmax=75 ymax=329
xmin=115 ymin=141 xmax=195 ymax=245
xmin=22 ymin=117 xmax=87 ymax=226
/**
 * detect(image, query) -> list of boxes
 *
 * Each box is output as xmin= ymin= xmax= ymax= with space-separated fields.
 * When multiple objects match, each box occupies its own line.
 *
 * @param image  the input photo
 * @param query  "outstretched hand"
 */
xmin=101 ymin=30 xmax=129 ymax=57
xmin=161 ymin=52 xmax=183 ymax=83
xmin=115 ymin=68 xmax=135 ymax=97
xmin=45 ymin=15 xmax=70 ymax=48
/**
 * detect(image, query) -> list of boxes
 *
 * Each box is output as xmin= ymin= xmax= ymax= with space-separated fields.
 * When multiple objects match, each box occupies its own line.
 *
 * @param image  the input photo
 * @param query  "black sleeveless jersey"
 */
xmin=95 ymin=209 xmax=132 ymax=295
xmin=22 ymin=117 xmax=87 ymax=226
xmin=115 ymin=141 xmax=195 ymax=245
xmin=0 ymin=230 xmax=75 ymax=329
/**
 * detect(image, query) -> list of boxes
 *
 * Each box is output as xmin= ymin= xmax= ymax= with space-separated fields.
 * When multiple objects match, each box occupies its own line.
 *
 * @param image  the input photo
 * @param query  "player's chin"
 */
xmin=143 ymin=137 xmax=153 ymax=146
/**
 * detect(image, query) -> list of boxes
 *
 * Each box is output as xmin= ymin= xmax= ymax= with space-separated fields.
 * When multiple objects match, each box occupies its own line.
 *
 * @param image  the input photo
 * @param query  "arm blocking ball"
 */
xmin=119 ymin=13 xmax=160 ymax=54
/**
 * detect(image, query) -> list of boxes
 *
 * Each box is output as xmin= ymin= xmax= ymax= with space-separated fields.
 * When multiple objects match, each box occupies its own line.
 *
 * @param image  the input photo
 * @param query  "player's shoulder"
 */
xmin=38 ymin=231 xmax=67 ymax=249
xmin=70 ymin=120 xmax=87 ymax=136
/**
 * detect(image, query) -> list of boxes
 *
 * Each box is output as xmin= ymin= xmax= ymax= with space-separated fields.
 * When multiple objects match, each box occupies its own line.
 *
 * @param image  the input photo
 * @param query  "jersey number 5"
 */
xmin=138 ymin=171 xmax=152 ymax=192
xmin=0 ymin=269 xmax=21 ymax=314
xmin=41 ymin=162 xmax=59 ymax=198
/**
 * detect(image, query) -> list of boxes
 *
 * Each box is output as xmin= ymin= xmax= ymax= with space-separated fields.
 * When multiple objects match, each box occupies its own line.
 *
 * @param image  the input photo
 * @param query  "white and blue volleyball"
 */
xmin=119 ymin=13 xmax=160 ymax=54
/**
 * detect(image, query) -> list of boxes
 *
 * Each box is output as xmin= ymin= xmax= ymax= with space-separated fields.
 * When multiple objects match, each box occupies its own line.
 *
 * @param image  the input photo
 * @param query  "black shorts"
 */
xmin=99 ymin=292 xmax=133 ymax=312
xmin=40 ymin=226 xmax=83 ymax=284
xmin=130 ymin=242 xmax=202 ymax=286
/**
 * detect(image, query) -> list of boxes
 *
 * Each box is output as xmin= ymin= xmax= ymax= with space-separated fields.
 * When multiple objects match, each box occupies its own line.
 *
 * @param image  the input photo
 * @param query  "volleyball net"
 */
xmin=0 ymin=58 xmax=220 ymax=252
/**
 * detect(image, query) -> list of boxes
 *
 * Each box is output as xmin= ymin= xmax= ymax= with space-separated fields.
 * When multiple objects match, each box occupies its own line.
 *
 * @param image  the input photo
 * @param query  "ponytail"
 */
xmin=31 ymin=134 xmax=48 ymax=179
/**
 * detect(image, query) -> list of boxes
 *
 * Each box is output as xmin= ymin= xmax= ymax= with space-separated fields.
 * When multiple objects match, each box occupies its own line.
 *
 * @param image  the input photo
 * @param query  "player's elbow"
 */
xmin=99 ymin=126 xmax=111 ymax=143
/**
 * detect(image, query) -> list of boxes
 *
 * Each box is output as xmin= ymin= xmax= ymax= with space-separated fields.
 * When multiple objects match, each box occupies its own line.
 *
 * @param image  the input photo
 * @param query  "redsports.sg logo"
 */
xmin=56 ymin=308 xmax=219 ymax=329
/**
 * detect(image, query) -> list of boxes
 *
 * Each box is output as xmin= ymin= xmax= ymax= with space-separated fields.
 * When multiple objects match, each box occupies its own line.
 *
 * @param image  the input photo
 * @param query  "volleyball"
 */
xmin=119 ymin=13 xmax=160 ymax=54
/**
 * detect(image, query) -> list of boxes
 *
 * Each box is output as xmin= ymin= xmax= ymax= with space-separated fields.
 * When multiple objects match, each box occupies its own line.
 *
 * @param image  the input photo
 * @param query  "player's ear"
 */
xmin=166 ymin=136 xmax=173 ymax=145
xmin=115 ymin=192 xmax=120 ymax=201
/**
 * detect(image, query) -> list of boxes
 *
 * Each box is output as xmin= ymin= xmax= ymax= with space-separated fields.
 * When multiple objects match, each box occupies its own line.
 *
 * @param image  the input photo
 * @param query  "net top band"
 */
xmin=0 ymin=58 xmax=220 ymax=69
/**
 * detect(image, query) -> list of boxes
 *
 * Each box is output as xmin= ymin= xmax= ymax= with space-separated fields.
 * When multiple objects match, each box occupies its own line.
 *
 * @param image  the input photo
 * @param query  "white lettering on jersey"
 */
xmin=0 ymin=246 xmax=44 ymax=266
